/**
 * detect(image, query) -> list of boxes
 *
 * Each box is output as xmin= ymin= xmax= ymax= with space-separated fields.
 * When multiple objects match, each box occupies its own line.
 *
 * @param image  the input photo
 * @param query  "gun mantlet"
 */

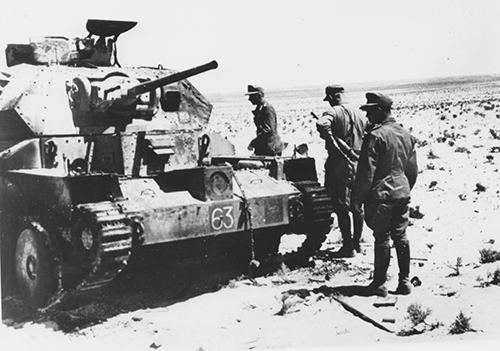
xmin=67 ymin=60 xmax=218 ymax=120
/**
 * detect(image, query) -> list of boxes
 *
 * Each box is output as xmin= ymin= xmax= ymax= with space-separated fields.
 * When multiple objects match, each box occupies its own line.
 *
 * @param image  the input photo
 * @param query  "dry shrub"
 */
xmin=407 ymin=303 xmax=432 ymax=326
xmin=449 ymin=311 xmax=476 ymax=334
xmin=490 ymin=268 xmax=500 ymax=285
xmin=454 ymin=146 xmax=470 ymax=154
xmin=479 ymin=268 xmax=500 ymax=287
xmin=483 ymin=268 xmax=500 ymax=286
xmin=446 ymin=257 xmax=463 ymax=277
xmin=479 ymin=248 xmax=500 ymax=264
xmin=427 ymin=149 xmax=439 ymax=159
xmin=398 ymin=303 xmax=442 ymax=336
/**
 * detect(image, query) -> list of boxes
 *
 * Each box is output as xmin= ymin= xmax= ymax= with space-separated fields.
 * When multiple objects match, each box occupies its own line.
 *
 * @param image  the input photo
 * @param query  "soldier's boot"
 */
xmin=364 ymin=243 xmax=391 ymax=297
xmin=352 ymin=210 xmax=364 ymax=254
xmin=394 ymin=280 xmax=412 ymax=295
xmin=332 ymin=246 xmax=355 ymax=258
xmin=394 ymin=242 xmax=412 ymax=295
xmin=333 ymin=209 xmax=355 ymax=258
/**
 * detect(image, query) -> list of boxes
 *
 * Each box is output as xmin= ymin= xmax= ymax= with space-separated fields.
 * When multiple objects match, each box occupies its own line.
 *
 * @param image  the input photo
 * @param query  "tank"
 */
xmin=0 ymin=19 xmax=334 ymax=308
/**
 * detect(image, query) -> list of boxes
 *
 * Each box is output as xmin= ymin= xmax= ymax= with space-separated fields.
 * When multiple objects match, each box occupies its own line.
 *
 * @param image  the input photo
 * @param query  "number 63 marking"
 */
xmin=211 ymin=206 xmax=234 ymax=230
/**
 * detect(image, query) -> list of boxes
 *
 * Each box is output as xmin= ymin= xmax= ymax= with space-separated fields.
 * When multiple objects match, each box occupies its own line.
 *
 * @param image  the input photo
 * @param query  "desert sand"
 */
xmin=2 ymin=76 xmax=500 ymax=350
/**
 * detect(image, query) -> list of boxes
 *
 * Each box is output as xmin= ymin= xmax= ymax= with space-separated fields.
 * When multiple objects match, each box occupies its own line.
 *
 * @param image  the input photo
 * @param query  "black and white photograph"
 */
xmin=1 ymin=1 xmax=499 ymax=350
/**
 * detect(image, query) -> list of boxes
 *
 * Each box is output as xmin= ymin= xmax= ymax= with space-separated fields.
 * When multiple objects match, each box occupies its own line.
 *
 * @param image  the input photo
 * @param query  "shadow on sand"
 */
xmin=2 ymin=239 xmax=264 ymax=332
xmin=284 ymin=284 xmax=378 ymax=299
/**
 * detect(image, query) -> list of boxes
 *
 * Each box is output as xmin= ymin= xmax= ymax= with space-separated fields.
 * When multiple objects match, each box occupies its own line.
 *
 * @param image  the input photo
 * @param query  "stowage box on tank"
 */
xmin=0 ymin=20 xmax=333 ymax=308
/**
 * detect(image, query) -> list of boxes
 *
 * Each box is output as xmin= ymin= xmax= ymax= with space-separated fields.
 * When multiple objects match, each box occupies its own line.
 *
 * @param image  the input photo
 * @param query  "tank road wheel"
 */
xmin=15 ymin=225 xmax=59 ymax=307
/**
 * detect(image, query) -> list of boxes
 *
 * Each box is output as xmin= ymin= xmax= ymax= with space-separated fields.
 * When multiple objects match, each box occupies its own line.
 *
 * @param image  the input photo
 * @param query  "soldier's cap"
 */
xmin=323 ymin=85 xmax=344 ymax=101
xmin=245 ymin=85 xmax=264 ymax=97
xmin=360 ymin=92 xmax=393 ymax=111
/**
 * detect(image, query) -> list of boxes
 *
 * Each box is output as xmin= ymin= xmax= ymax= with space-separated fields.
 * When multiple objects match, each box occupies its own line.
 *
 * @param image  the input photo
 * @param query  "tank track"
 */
xmin=284 ymin=180 xmax=334 ymax=265
xmin=74 ymin=201 xmax=135 ymax=291
xmin=44 ymin=201 xmax=140 ymax=309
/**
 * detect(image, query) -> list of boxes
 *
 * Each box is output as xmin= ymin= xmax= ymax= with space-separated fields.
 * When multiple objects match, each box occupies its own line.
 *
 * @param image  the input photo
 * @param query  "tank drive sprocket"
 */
xmin=72 ymin=201 xmax=136 ymax=291
xmin=40 ymin=201 xmax=140 ymax=308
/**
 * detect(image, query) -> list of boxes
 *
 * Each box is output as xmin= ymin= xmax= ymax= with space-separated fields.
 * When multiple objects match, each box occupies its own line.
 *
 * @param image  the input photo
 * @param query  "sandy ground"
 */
xmin=2 ymin=77 xmax=500 ymax=350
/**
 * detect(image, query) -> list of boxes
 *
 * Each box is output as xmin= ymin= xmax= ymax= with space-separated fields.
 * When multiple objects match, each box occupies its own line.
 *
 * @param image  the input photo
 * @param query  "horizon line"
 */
xmin=205 ymin=72 xmax=500 ymax=96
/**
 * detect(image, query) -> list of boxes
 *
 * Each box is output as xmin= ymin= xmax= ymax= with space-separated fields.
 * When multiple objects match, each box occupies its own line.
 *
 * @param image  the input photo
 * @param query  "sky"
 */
xmin=1 ymin=0 xmax=499 ymax=93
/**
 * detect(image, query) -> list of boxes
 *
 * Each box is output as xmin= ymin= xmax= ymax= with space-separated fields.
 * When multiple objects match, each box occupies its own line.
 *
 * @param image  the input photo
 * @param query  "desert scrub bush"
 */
xmin=489 ymin=268 xmax=500 ymax=285
xmin=407 ymin=303 xmax=432 ymax=326
xmin=477 ymin=268 xmax=500 ymax=287
xmin=427 ymin=149 xmax=439 ymax=159
xmin=446 ymin=257 xmax=463 ymax=277
xmin=398 ymin=303 xmax=442 ymax=336
xmin=479 ymin=248 xmax=500 ymax=264
xmin=449 ymin=311 xmax=476 ymax=334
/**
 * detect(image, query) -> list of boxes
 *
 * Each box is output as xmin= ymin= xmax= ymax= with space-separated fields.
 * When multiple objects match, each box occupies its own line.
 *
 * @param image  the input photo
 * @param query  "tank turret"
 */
xmin=0 ymin=19 xmax=218 ymax=175
xmin=67 ymin=60 xmax=218 ymax=121
xmin=6 ymin=19 xmax=137 ymax=67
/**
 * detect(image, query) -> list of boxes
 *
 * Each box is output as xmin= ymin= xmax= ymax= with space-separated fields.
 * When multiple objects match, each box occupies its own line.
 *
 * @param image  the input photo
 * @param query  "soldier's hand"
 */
xmin=247 ymin=143 xmax=254 ymax=151
xmin=350 ymin=201 xmax=363 ymax=213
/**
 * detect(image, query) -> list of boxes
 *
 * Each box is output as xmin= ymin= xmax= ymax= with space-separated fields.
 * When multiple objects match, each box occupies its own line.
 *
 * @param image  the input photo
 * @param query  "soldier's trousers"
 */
xmin=336 ymin=206 xmax=364 ymax=250
xmin=324 ymin=158 xmax=363 ymax=249
xmin=365 ymin=198 xmax=411 ymax=285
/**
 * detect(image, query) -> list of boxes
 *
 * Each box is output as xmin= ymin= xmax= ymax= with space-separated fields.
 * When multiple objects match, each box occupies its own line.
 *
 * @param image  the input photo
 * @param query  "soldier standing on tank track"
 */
xmin=316 ymin=85 xmax=366 ymax=258
xmin=246 ymin=85 xmax=284 ymax=156
xmin=351 ymin=92 xmax=418 ymax=297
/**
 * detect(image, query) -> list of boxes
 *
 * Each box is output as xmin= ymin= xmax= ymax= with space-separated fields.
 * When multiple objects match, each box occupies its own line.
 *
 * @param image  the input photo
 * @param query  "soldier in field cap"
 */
xmin=323 ymin=85 xmax=344 ymax=101
xmin=351 ymin=92 xmax=418 ymax=297
xmin=316 ymin=84 xmax=367 ymax=258
xmin=245 ymin=85 xmax=284 ymax=156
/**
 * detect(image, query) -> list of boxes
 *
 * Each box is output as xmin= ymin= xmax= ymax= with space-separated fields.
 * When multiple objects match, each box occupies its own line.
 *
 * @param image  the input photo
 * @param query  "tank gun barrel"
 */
xmin=127 ymin=60 xmax=218 ymax=96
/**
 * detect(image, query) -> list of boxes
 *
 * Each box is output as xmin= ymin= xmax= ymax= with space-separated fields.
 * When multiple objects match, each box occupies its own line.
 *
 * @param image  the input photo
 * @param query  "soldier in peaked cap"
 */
xmin=246 ymin=85 xmax=284 ymax=156
xmin=316 ymin=85 xmax=367 ymax=258
xmin=351 ymin=92 xmax=418 ymax=297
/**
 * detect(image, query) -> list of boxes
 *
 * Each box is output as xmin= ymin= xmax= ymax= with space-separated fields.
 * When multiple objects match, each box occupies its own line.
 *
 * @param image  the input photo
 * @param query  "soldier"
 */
xmin=316 ymin=85 xmax=366 ymax=257
xmin=245 ymin=85 xmax=284 ymax=156
xmin=351 ymin=92 xmax=418 ymax=297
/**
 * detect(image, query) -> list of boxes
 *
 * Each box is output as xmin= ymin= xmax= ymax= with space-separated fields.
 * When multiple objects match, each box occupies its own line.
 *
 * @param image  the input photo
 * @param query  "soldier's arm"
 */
xmin=257 ymin=106 xmax=276 ymax=135
xmin=352 ymin=134 xmax=380 ymax=204
xmin=316 ymin=113 xmax=341 ymax=153
xmin=405 ymin=140 xmax=418 ymax=190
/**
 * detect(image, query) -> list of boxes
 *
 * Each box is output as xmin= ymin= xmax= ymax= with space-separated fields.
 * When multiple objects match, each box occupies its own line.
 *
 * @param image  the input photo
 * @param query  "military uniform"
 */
xmin=316 ymin=85 xmax=367 ymax=256
xmin=352 ymin=93 xmax=418 ymax=295
xmin=317 ymin=104 xmax=366 ymax=208
xmin=249 ymin=102 xmax=283 ymax=156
